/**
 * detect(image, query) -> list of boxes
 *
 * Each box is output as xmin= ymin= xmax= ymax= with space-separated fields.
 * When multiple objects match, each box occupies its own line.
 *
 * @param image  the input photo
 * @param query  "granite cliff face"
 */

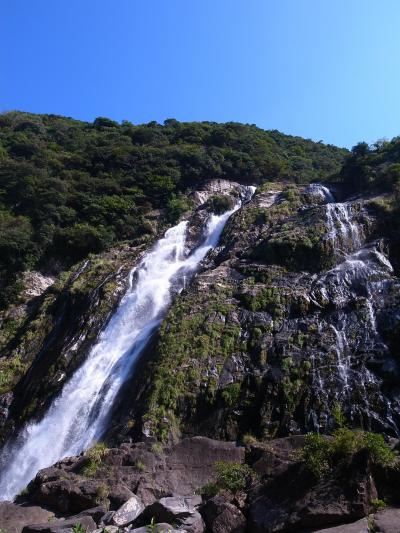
xmin=108 ymin=182 xmax=400 ymax=446
xmin=0 ymin=140 xmax=400 ymax=530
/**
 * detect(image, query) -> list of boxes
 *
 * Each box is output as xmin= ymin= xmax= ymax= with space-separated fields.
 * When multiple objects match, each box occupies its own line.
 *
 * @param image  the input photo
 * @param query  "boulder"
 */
xmin=22 ymin=271 xmax=54 ymax=299
xmin=0 ymin=502 xmax=54 ymax=533
xmin=249 ymin=435 xmax=307 ymax=479
xmin=111 ymin=495 xmax=144 ymax=527
xmin=27 ymin=437 xmax=244 ymax=513
xmin=313 ymin=518 xmax=370 ymax=532
xmin=200 ymin=495 xmax=246 ymax=533
xmin=93 ymin=528 xmax=119 ymax=533
xmin=373 ymin=507 xmax=400 ymax=533
xmin=248 ymin=451 xmax=376 ymax=532
xmin=28 ymin=473 xmax=108 ymax=514
xmin=22 ymin=514 xmax=96 ymax=533
xmin=107 ymin=485 xmax=134 ymax=509
xmin=130 ymin=525 xmax=182 ymax=533
xmin=136 ymin=495 xmax=204 ymax=532
xmin=100 ymin=510 xmax=115 ymax=525
xmin=72 ymin=505 xmax=107 ymax=522
xmin=180 ymin=511 xmax=205 ymax=533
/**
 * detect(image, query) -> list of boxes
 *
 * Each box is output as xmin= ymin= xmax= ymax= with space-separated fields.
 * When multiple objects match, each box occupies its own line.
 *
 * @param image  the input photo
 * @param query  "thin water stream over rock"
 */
xmin=307 ymin=185 xmax=400 ymax=433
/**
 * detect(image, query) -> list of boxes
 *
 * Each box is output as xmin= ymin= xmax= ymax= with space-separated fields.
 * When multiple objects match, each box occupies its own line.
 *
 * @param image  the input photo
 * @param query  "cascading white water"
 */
xmin=0 ymin=188 xmax=254 ymax=501
xmin=307 ymin=184 xmax=398 ymax=431
xmin=308 ymin=183 xmax=361 ymax=255
xmin=331 ymin=321 xmax=350 ymax=390
xmin=307 ymin=183 xmax=335 ymax=204
xmin=326 ymin=203 xmax=361 ymax=255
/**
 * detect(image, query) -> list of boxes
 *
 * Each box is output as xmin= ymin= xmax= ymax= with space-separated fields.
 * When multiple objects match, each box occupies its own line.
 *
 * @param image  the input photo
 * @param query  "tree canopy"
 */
xmin=0 ymin=111 xmax=348 ymax=305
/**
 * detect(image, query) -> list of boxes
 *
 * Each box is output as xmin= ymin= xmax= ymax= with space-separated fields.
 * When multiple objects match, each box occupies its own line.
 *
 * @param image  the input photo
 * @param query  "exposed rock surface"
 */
xmin=22 ymin=514 xmax=96 ymax=533
xmin=26 ymin=437 xmax=244 ymax=514
xmin=3 ymin=182 xmax=400 ymax=449
xmin=112 ymin=184 xmax=400 ymax=443
xmin=373 ymin=507 xmax=400 ymax=533
xmin=0 ymin=501 xmax=55 ymax=533
xmin=0 ymin=243 xmax=147 ymax=444
xmin=200 ymin=495 xmax=246 ymax=533
xmin=110 ymin=495 xmax=143 ymax=526
xmin=313 ymin=518 xmax=370 ymax=532
xmin=248 ymin=448 xmax=377 ymax=532
xmin=21 ymin=272 xmax=55 ymax=299
xmin=191 ymin=179 xmax=243 ymax=207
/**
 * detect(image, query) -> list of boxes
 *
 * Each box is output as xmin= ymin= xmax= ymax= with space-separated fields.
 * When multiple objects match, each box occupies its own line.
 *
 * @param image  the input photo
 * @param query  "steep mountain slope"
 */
xmin=0 ymin=111 xmax=347 ymax=309
xmin=110 ymin=182 xmax=400 ymax=444
xmin=1 ymin=113 xmax=400 ymax=532
xmin=0 ymin=113 xmax=347 ymax=439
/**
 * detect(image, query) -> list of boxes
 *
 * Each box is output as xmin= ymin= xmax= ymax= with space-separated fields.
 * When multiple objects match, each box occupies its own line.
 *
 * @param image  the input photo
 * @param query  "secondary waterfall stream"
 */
xmin=0 ymin=187 xmax=255 ymax=501
xmin=308 ymin=184 xmax=398 ymax=432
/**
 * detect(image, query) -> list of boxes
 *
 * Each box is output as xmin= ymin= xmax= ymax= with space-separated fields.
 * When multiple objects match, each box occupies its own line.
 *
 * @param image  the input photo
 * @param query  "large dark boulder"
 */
xmin=248 ymin=450 xmax=377 ymax=532
xmin=373 ymin=507 xmax=400 ymax=533
xmin=28 ymin=472 xmax=108 ymax=514
xmin=22 ymin=514 xmax=96 ymax=533
xmin=0 ymin=502 xmax=55 ymax=533
xmin=135 ymin=495 xmax=204 ymax=532
xmin=313 ymin=518 xmax=370 ymax=532
xmin=200 ymin=495 xmax=246 ymax=533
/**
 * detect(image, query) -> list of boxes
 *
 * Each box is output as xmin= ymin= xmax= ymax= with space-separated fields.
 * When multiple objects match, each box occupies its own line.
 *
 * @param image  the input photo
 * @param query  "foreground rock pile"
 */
xmin=1 ymin=436 xmax=400 ymax=532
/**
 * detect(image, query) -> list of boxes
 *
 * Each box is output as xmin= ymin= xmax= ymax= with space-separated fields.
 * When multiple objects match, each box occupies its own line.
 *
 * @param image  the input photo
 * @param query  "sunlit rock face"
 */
xmin=118 ymin=183 xmax=400 ymax=443
xmin=0 ymin=185 xmax=254 ymax=501
xmin=1 ymin=179 xmax=400 ymax=508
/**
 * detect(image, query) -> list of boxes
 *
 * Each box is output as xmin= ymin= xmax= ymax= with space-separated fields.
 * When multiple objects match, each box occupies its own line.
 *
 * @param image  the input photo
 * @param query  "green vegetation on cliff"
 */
xmin=341 ymin=139 xmax=400 ymax=264
xmin=302 ymin=429 xmax=396 ymax=478
xmin=0 ymin=111 xmax=346 ymax=306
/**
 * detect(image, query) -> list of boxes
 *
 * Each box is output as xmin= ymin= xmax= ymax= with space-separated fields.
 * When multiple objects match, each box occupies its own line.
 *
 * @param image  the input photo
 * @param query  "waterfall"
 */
xmin=307 ymin=183 xmax=335 ymax=203
xmin=308 ymin=184 xmax=398 ymax=432
xmin=330 ymin=321 xmax=350 ymax=391
xmin=307 ymin=183 xmax=361 ymax=255
xmin=0 ymin=188 xmax=254 ymax=501
xmin=325 ymin=203 xmax=361 ymax=256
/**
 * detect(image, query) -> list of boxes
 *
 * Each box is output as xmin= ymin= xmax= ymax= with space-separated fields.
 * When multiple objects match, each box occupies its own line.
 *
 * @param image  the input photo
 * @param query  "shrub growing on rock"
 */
xmin=201 ymin=460 xmax=254 ymax=496
xmin=301 ymin=433 xmax=331 ymax=478
xmin=301 ymin=429 xmax=396 ymax=478
xmin=207 ymin=194 xmax=235 ymax=214
xmin=81 ymin=442 xmax=109 ymax=476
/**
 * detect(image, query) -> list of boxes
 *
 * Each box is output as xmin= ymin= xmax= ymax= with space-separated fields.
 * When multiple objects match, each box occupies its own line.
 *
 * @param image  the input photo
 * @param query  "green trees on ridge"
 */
xmin=0 ymin=111 xmax=347 ymax=307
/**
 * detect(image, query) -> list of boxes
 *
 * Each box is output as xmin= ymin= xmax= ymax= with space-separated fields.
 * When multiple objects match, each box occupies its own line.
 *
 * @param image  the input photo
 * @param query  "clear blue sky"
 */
xmin=2 ymin=0 xmax=400 ymax=148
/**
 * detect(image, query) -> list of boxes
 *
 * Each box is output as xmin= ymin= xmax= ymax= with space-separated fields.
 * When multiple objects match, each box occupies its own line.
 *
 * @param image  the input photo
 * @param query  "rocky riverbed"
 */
xmin=1 ymin=435 xmax=400 ymax=532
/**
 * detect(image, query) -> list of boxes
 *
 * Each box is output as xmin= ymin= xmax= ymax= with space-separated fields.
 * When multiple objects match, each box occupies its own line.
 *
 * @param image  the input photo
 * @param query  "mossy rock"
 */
xmin=250 ymin=210 xmax=334 ymax=273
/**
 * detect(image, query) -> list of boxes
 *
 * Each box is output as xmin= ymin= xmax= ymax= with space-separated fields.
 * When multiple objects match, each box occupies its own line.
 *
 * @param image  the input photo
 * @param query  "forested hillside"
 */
xmin=2 ymin=112 xmax=400 ymax=532
xmin=0 ymin=111 xmax=346 ymax=307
